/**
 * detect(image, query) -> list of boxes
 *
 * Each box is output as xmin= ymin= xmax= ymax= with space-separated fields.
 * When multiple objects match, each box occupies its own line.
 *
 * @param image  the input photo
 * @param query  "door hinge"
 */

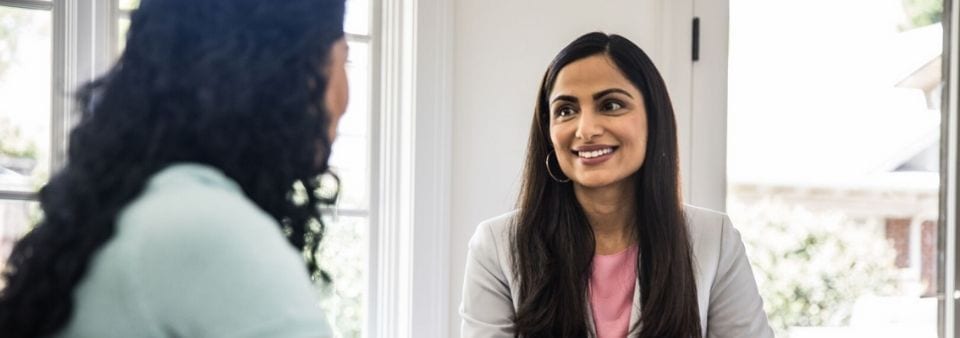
xmin=692 ymin=17 xmax=700 ymax=62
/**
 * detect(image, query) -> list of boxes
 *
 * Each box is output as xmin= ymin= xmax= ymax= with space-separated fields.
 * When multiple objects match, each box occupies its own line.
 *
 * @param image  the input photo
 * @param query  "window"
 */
xmin=0 ymin=0 xmax=53 ymax=274
xmin=727 ymin=0 xmax=946 ymax=337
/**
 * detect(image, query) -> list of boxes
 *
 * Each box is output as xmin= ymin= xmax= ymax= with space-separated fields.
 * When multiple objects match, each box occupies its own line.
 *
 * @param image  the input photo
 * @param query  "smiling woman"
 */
xmin=548 ymin=55 xmax=649 ymax=193
xmin=458 ymin=32 xmax=774 ymax=338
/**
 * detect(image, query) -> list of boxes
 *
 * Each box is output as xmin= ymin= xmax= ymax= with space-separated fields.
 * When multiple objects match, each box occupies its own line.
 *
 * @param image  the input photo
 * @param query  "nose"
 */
xmin=575 ymin=109 xmax=603 ymax=141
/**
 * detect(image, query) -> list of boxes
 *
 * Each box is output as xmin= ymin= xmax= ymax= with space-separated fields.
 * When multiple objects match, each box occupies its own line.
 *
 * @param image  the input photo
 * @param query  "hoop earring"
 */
xmin=545 ymin=151 xmax=571 ymax=183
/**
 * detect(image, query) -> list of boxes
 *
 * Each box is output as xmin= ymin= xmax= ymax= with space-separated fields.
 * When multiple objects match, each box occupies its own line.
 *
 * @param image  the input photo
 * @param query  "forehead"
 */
xmin=550 ymin=54 xmax=638 ymax=99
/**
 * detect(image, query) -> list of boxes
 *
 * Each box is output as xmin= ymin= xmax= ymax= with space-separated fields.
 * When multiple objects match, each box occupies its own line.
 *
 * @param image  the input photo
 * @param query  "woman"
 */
xmin=459 ymin=32 xmax=774 ymax=338
xmin=0 ymin=0 xmax=348 ymax=337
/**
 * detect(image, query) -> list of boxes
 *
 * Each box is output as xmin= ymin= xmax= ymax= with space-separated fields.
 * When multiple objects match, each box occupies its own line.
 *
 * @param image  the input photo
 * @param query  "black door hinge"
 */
xmin=692 ymin=17 xmax=700 ymax=62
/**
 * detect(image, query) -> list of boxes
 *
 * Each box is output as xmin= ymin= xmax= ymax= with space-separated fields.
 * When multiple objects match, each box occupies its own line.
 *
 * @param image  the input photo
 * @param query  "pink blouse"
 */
xmin=589 ymin=245 xmax=638 ymax=338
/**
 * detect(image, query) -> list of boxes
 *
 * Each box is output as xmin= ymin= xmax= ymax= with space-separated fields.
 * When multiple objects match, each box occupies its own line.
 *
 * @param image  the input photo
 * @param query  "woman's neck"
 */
xmin=574 ymin=181 xmax=636 ymax=255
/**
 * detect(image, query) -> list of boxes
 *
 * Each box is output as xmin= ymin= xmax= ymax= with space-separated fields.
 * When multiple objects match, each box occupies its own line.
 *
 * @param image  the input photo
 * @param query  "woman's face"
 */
xmin=548 ymin=54 xmax=648 ymax=189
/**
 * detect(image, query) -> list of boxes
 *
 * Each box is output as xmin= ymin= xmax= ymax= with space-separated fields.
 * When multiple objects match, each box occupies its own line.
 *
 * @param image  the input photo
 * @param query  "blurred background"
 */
xmin=728 ymin=0 xmax=943 ymax=336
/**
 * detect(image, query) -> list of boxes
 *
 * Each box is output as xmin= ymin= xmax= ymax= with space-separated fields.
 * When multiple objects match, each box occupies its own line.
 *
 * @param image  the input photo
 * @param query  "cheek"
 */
xmin=327 ymin=70 xmax=349 ymax=116
xmin=326 ymin=113 xmax=341 ymax=142
xmin=622 ymin=118 xmax=649 ymax=162
xmin=325 ymin=70 xmax=349 ymax=140
xmin=549 ymin=124 xmax=576 ymax=167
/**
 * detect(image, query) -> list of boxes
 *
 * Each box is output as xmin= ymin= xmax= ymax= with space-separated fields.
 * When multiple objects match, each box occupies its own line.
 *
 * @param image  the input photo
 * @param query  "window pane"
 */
xmin=316 ymin=215 xmax=367 ymax=338
xmin=344 ymin=0 xmax=369 ymax=36
xmin=117 ymin=16 xmax=130 ymax=54
xmin=0 ymin=7 xmax=52 ymax=193
xmin=119 ymin=0 xmax=140 ymax=11
xmin=728 ymin=0 xmax=942 ymax=337
xmin=0 ymin=200 xmax=40 ymax=280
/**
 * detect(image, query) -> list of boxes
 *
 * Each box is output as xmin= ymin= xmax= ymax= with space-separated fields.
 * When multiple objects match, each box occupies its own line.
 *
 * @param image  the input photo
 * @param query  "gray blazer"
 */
xmin=459 ymin=205 xmax=775 ymax=338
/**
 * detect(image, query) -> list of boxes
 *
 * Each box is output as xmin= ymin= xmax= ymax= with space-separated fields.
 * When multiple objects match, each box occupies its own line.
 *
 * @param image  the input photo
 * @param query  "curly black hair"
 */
xmin=0 ymin=0 xmax=346 ymax=336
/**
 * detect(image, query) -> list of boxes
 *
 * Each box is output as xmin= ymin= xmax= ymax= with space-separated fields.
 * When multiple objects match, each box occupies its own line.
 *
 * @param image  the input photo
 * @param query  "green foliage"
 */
xmin=1 ymin=9 xmax=39 ymax=161
xmin=901 ymin=0 xmax=943 ymax=29
xmin=315 ymin=215 xmax=366 ymax=338
xmin=729 ymin=198 xmax=900 ymax=338
xmin=0 ymin=117 xmax=37 ymax=159
xmin=0 ymin=8 xmax=28 ymax=78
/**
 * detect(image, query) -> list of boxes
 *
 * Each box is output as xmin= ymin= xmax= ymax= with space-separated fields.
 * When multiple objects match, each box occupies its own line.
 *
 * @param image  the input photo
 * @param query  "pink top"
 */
xmin=589 ymin=245 xmax=638 ymax=338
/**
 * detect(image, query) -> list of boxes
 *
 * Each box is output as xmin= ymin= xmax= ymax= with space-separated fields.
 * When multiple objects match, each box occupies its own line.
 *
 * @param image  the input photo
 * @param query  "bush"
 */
xmin=315 ymin=215 xmax=366 ymax=338
xmin=728 ymin=197 xmax=900 ymax=337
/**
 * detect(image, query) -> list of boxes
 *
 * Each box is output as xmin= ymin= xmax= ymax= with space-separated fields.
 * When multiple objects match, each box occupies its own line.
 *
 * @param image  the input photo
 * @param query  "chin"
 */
xmin=572 ymin=176 xmax=617 ymax=189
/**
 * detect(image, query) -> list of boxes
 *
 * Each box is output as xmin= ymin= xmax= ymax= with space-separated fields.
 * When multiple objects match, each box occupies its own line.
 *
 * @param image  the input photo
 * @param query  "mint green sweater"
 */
xmin=56 ymin=163 xmax=333 ymax=337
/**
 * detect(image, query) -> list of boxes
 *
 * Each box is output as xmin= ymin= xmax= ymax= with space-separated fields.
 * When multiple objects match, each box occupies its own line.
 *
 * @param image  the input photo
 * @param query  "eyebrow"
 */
xmin=592 ymin=88 xmax=633 ymax=100
xmin=550 ymin=88 xmax=634 ymax=104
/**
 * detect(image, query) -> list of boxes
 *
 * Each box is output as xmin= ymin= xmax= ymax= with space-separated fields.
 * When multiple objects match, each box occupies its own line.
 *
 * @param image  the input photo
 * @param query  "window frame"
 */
xmin=370 ymin=0 xmax=453 ymax=337
xmin=0 ymin=0 xmax=115 ymax=201
xmin=943 ymin=0 xmax=959 ymax=336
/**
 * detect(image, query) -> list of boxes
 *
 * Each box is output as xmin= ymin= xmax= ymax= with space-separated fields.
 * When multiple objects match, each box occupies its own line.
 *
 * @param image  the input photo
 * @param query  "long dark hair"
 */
xmin=511 ymin=32 xmax=701 ymax=337
xmin=0 ymin=0 xmax=345 ymax=336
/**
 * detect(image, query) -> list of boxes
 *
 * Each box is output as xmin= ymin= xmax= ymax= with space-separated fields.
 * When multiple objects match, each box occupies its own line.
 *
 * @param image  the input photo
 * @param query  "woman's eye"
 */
xmin=555 ymin=106 xmax=576 ymax=117
xmin=602 ymin=100 xmax=624 ymax=112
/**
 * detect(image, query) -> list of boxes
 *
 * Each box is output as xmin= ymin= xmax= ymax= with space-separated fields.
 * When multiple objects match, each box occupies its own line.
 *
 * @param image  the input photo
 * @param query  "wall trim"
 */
xmin=372 ymin=0 xmax=453 ymax=336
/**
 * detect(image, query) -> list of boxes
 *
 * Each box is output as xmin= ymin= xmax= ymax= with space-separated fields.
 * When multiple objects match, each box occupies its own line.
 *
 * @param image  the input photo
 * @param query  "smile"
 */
xmin=579 ymin=148 xmax=613 ymax=158
xmin=574 ymin=147 xmax=615 ymax=158
xmin=572 ymin=146 xmax=618 ymax=160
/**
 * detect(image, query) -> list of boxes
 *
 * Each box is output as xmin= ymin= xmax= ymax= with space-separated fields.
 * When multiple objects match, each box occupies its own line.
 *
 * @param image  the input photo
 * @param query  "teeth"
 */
xmin=578 ymin=148 xmax=613 ymax=159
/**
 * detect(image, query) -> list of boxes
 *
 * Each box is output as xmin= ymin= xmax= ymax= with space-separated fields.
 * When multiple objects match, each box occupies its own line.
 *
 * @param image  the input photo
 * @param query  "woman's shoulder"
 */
xmin=683 ymin=203 xmax=745 ymax=272
xmin=114 ymin=163 xmax=293 ymax=272
xmin=683 ymin=203 xmax=730 ymax=235
xmin=119 ymin=163 xmax=278 ymax=239
xmin=66 ymin=164 xmax=328 ymax=337
xmin=468 ymin=210 xmax=520 ymax=254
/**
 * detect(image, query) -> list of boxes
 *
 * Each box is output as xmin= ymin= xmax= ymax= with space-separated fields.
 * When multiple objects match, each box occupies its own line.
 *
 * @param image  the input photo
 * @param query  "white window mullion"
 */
xmin=0 ymin=0 xmax=50 ymax=11
xmin=51 ymin=0 xmax=75 ymax=175
xmin=0 ymin=190 xmax=34 ymax=200
xmin=51 ymin=0 xmax=113 ymax=174
xmin=373 ymin=0 xmax=453 ymax=337
xmin=372 ymin=0 xmax=414 ymax=336
xmin=944 ymin=0 xmax=959 ymax=335
xmin=346 ymin=33 xmax=372 ymax=44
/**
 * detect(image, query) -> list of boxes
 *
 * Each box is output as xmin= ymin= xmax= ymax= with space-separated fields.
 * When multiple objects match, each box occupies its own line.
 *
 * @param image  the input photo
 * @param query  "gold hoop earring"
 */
xmin=546 ymin=151 xmax=571 ymax=183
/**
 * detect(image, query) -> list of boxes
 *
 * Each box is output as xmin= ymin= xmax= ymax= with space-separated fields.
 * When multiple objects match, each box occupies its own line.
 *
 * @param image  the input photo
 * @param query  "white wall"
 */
xmin=446 ymin=0 xmax=717 ymax=336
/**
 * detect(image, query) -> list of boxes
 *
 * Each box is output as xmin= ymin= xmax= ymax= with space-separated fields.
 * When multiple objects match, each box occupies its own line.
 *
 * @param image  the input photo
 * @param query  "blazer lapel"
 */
xmin=585 ymin=293 xmax=597 ymax=337
xmin=627 ymin=278 xmax=641 ymax=337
